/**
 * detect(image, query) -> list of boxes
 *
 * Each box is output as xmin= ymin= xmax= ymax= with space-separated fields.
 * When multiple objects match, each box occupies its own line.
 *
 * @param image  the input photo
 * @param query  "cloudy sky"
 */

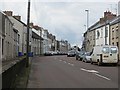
xmin=0 ymin=0 xmax=119 ymax=47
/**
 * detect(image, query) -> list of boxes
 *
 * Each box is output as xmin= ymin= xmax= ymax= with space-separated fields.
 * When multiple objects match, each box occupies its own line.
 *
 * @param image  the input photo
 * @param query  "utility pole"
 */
xmin=26 ymin=0 xmax=31 ymax=67
xmin=40 ymin=28 xmax=42 ymax=55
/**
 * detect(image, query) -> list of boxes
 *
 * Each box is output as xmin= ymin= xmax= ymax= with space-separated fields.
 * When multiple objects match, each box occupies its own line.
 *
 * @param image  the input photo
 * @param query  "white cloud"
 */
xmin=0 ymin=1 xmax=119 ymax=47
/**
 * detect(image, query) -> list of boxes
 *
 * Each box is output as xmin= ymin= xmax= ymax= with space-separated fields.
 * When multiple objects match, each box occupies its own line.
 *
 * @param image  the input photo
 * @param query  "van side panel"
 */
xmin=91 ymin=45 xmax=118 ymax=64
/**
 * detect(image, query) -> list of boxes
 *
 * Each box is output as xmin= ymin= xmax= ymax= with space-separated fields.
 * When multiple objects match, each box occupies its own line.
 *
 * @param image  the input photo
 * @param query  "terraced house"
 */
xmin=82 ymin=11 xmax=116 ymax=52
xmin=110 ymin=16 xmax=120 ymax=60
xmin=4 ymin=11 xmax=32 ymax=56
xmin=0 ymin=11 xmax=14 ymax=61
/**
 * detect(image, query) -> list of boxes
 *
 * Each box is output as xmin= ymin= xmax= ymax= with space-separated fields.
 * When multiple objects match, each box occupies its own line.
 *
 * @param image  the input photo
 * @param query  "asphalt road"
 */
xmin=27 ymin=55 xmax=118 ymax=88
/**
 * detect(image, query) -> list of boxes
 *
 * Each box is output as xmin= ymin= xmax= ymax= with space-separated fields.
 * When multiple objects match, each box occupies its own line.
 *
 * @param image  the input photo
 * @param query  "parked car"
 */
xmin=91 ymin=45 xmax=118 ymax=66
xmin=67 ymin=50 xmax=76 ymax=57
xmin=82 ymin=52 xmax=91 ymax=63
xmin=44 ymin=51 xmax=53 ymax=56
xmin=76 ymin=51 xmax=85 ymax=60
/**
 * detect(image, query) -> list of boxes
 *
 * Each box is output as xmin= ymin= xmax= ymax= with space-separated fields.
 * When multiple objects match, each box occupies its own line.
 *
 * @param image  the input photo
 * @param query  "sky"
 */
xmin=0 ymin=0 xmax=119 ymax=47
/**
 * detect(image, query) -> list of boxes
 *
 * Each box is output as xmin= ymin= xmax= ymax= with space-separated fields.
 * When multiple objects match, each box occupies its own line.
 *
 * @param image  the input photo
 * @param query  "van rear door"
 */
xmin=109 ymin=47 xmax=118 ymax=63
xmin=102 ymin=46 xmax=118 ymax=63
xmin=102 ymin=47 xmax=109 ymax=62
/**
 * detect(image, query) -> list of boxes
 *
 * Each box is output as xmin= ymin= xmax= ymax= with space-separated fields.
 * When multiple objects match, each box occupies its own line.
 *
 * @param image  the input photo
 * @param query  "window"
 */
xmin=2 ymin=39 xmax=4 ymax=55
xmin=97 ymin=30 xmax=100 ymax=39
xmin=116 ymin=42 xmax=119 ymax=49
xmin=112 ymin=30 xmax=114 ymax=39
xmin=101 ymin=28 xmax=103 ymax=37
xmin=110 ymin=47 xmax=117 ymax=53
xmin=105 ymin=27 xmax=108 ymax=37
xmin=116 ymin=29 xmax=118 ymax=39
xmin=9 ymin=23 xmax=11 ymax=36
xmin=18 ymin=34 xmax=20 ymax=44
xmin=112 ymin=42 xmax=114 ymax=45
xmin=102 ymin=47 xmax=109 ymax=53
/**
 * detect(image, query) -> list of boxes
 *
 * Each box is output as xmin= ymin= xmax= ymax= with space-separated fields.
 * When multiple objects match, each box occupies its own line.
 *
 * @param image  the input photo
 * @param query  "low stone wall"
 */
xmin=2 ymin=57 xmax=27 ymax=88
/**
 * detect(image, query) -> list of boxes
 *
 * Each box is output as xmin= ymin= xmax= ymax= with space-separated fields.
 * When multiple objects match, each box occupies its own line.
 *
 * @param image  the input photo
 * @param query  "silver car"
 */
xmin=82 ymin=52 xmax=91 ymax=63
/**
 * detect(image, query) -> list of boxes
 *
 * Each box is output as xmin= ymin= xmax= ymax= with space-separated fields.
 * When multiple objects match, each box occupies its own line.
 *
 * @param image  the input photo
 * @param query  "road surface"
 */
xmin=27 ymin=55 xmax=118 ymax=88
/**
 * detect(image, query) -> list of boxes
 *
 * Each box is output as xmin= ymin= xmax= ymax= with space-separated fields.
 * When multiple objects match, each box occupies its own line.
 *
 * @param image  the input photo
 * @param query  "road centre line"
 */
xmin=81 ymin=68 xmax=99 ymax=73
xmin=59 ymin=60 xmax=62 ymax=61
xmin=70 ymin=64 xmax=74 ymax=66
xmin=59 ymin=60 xmax=74 ymax=66
xmin=80 ymin=68 xmax=111 ymax=81
xmin=94 ymin=73 xmax=111 ymax=81
xmin=68 ymin=63 xmax=71 ymax=65
xmin=63 ymin=61 xmax=67 ymax=63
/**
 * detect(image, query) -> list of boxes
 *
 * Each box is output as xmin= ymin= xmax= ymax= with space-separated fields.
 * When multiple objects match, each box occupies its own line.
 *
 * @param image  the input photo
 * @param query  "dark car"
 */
xmin=76 ymin=51 xmax=85 ymax=61
xmin=44 ymin=51 xmax=53 ymax=56
xmin=67 ymin=50 xmax=76 ymax=57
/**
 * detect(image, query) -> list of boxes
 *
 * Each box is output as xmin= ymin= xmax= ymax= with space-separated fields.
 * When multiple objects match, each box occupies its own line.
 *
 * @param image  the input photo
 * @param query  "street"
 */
xmin=27 ymin=55 xmax=118 ymax=88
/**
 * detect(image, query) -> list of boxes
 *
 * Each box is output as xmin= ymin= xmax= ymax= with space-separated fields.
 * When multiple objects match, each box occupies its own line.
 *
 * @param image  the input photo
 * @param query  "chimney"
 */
xmin=3 ymin=11 xmax=13 ymax=16
xmin=13 ymin=15 xmax=21 ymax=21
xmin=104 ymin=11 xmax=116 ymax=20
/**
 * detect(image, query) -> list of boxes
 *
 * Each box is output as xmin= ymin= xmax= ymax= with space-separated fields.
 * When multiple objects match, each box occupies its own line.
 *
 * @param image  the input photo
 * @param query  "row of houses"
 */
xmin=82 ymin=10 xmax=120 ymax=60
xmin=0 ymin=11 xmax=71 ymax=61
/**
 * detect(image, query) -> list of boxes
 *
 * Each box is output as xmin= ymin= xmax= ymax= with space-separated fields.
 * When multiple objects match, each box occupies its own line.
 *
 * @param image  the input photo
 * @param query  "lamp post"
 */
xmin=26 ymin=0 xmax=31 ymax=67
xmin=85 ymin=9 xmax=89 ymax=30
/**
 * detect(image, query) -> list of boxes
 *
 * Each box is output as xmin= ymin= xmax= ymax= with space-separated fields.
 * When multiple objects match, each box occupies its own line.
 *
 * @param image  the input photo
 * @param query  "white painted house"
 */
xmin=42 ymin=29 xmax=49 ymax=53
xmin=95 ymin=11 xmax=116 ymax=46
xmin=95 ymin=24 xmax=109 ymax=46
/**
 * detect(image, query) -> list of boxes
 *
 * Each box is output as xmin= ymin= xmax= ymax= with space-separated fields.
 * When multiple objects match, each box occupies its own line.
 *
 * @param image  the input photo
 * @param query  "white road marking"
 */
xmin=70 ymin=64 xmax=74 ymax=66
xmin=68 ymin=63 xmax=71 ymax=65
xmin=94 ymin=73 xmax=111 ymax=81
xmin=63 ymin=61 xmax=67 ymax=63
xmin=81 ymin=68 xmax=99 ymax=73
xmin=80 ymin=68 xmax=111 ymax=81
xmin=59 ymin=60 xmax=62 ymax=61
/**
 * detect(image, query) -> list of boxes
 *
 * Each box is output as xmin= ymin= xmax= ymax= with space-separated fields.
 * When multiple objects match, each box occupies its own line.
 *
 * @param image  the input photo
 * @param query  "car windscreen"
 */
xmin=110 ymin=47 xmax=117 ymax=53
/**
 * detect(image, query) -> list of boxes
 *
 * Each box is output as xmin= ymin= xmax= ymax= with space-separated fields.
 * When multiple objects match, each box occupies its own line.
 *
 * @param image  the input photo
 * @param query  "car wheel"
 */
xmin=80 ymin=58 xmax=82 ymax=61
xmin=85 ymin=60 xmax=87 ymax=63
xmin=97 ymin=61 xmax=102 ymax=66
xmin=82 ymin=59 xmax=84 ymax=62
xmin=76 ymin=57 xmax=78 ymax=60
xmin=90 ymin=59 xmax=93 ymax=64
xmin=113 ymin=63 xmax=117 ymax=66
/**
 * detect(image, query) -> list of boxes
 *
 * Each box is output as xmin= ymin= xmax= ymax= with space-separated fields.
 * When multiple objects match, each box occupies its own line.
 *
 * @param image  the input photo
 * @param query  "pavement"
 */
xmin=27 ymin=55 xmax=119 ymax=88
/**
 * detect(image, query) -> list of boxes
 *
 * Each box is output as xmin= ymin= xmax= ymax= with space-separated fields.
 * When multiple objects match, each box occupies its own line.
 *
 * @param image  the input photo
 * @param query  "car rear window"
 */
xmin=102 ymin=47 xmax=109 ymax=53
xmin=110 ymin=47 xmax=117 ymax=53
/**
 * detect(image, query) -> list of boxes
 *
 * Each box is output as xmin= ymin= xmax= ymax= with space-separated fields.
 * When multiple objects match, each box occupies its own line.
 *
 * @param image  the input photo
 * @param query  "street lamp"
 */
xmin=85 ymin=9 xmax=89 ymax=30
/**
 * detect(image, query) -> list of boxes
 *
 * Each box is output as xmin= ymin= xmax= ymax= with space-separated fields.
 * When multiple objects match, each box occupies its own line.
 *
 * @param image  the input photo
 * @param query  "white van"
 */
xmin=90 ymin=45 xmax=118 ymax=66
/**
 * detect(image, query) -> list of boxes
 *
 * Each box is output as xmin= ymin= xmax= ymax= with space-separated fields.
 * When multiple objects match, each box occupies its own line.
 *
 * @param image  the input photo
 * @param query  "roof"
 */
xmin=32 ymin=31 xmax=43 ymax=40
xmin=88 ymin=21 xmax=99 ymax=31
xmin=88 ymin=18 xmax=114 ymax=32
xmin=110 ymin=15 xmax=120 ymax=25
